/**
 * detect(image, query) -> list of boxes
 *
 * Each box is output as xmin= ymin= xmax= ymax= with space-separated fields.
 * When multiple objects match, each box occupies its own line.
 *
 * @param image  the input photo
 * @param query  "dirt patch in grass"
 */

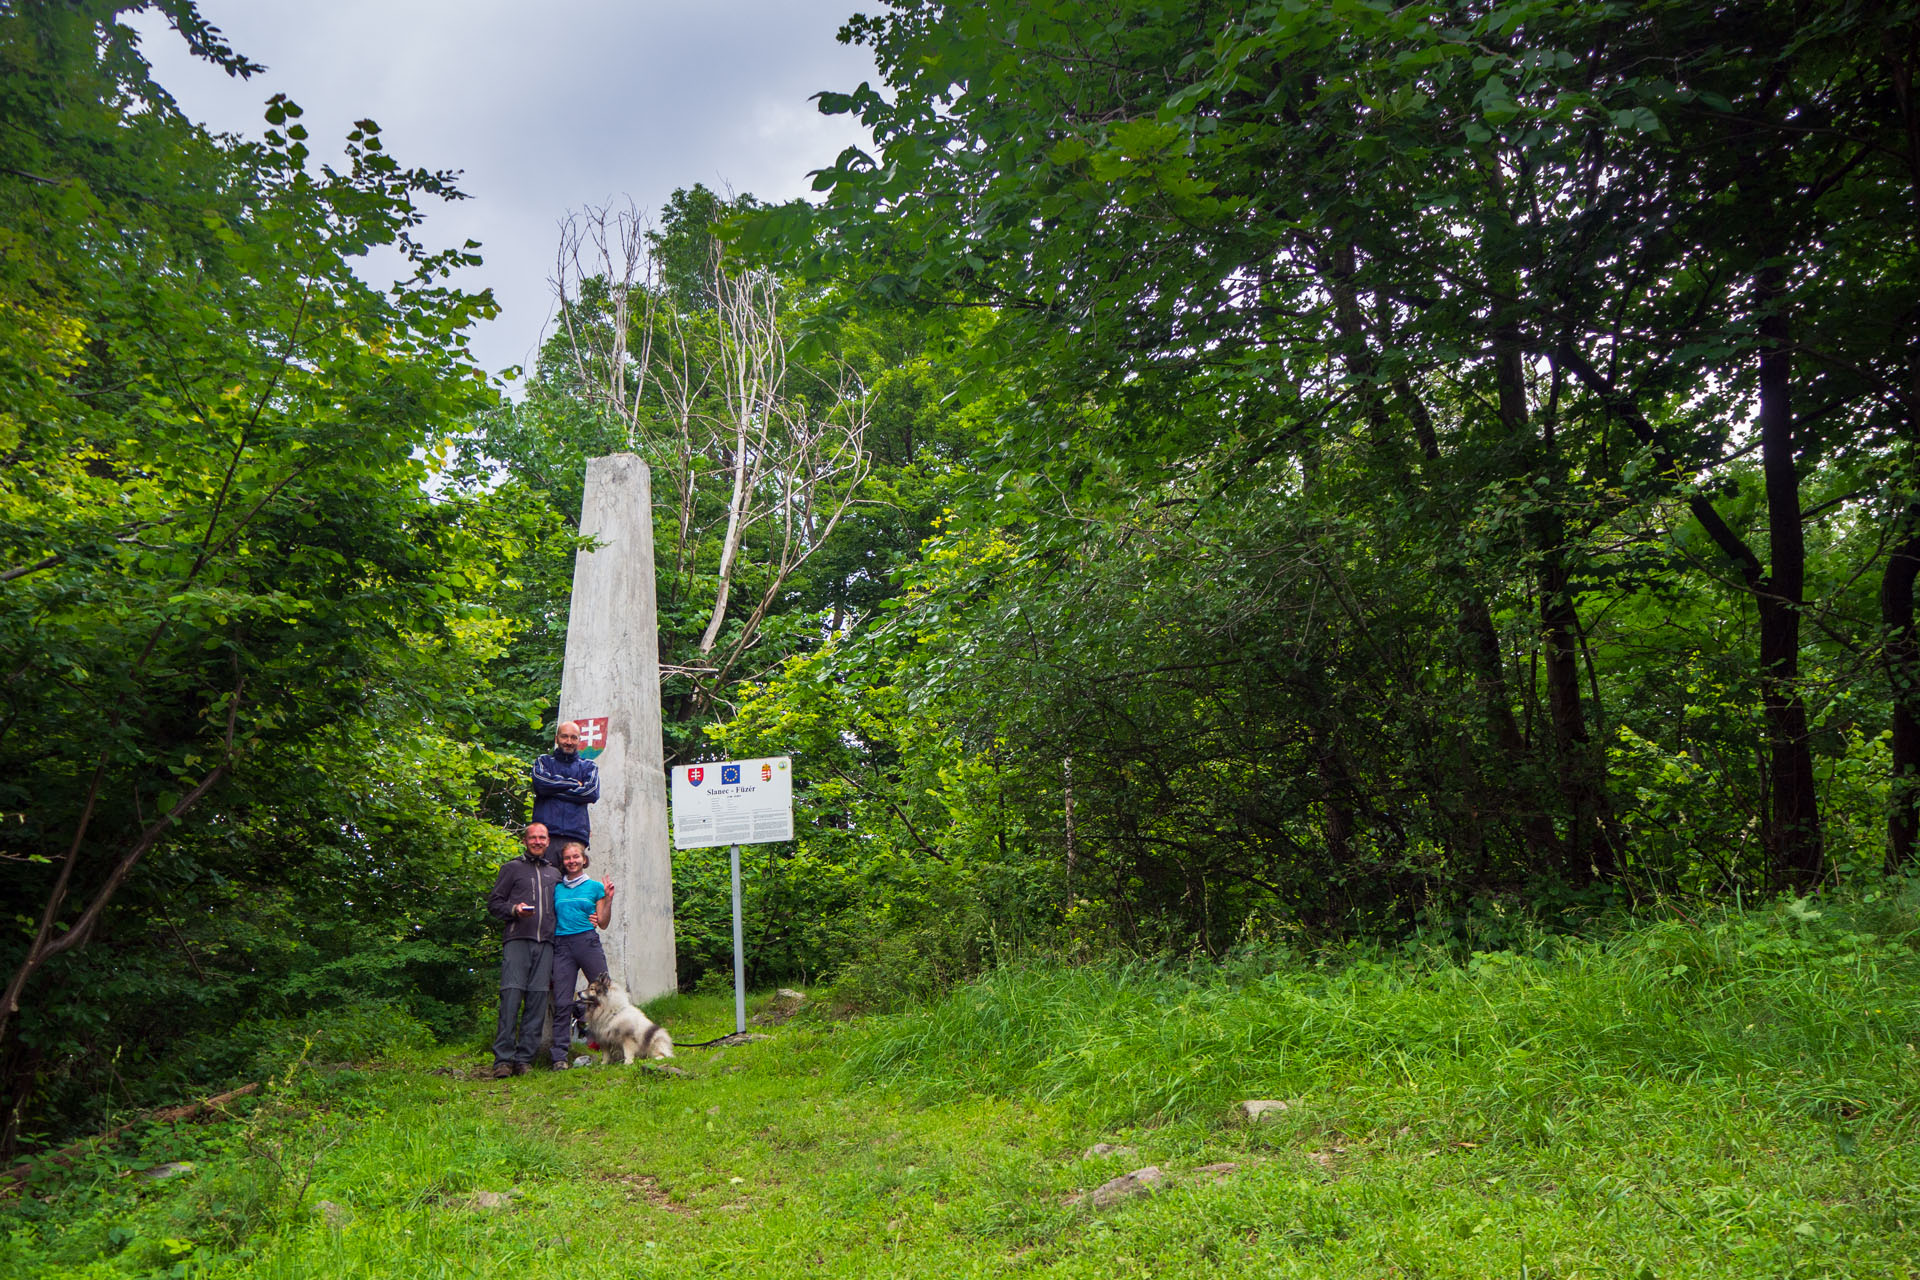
xmin=598 ymin=1171 xmax=689 ymax=1213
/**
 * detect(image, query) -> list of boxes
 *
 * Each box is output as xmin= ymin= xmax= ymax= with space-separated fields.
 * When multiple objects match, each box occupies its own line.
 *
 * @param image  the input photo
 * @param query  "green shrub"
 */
xmin=238 ymin=1000 xmax=434 ymax=1082
xmin=821 ymin=910 xmax=1009 ymax=1015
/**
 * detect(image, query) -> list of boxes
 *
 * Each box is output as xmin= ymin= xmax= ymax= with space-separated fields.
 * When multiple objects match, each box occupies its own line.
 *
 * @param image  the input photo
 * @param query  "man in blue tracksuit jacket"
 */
xmin=531 ymin=720 xmax=600 ymax=866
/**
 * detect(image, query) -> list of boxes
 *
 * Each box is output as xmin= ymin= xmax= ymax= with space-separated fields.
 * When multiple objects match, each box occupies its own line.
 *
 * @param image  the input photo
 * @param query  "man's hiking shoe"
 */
xmin=491 ymin=1062 xmax=512 ymax=1079
xmin=511 ymin=1062 xmax=529 ymax=1076
xmin=550 ymin=1059 xmax=570 ymax=1070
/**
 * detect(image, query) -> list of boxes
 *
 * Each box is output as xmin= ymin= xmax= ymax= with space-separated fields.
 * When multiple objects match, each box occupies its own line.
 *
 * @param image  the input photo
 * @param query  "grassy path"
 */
xmin=9 ymin=911 xmax=1920 ymax=1279
xmin=255 ymin=1012 xmax=1107 ymax=1278
xmin=225 ymin=989 xmax=1920 ymax=1277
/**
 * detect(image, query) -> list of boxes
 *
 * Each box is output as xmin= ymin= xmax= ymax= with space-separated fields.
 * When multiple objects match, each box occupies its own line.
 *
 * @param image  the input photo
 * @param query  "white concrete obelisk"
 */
xmin=559 ymin=453 xmax=676 ymax=999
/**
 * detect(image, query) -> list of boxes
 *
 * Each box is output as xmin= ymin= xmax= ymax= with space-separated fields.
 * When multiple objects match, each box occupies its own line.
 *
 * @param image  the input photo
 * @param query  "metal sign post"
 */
xmin=670 ymin=758 xmax=794 ymax=1036
xmin=729 ymin=842 xmax=746 ymax=1035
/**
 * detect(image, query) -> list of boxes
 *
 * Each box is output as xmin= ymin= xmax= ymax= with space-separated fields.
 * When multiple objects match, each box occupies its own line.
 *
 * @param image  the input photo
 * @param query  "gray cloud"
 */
xmin=131 ymin=0 xmax=876 ymax=378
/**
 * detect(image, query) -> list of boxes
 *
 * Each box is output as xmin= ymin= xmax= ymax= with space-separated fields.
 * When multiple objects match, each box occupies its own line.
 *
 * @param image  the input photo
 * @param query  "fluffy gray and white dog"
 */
xmin=580 ymin=975 xmax=674 ymax=1064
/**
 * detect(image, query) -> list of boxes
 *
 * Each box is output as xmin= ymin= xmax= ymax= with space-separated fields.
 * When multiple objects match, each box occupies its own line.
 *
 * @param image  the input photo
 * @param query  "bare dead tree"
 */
xmin=703 ymin=331 xmax=872 ymax=692
xmin=554 ymin=204 xmax=713 ymax=597
xmin=552 ymin=200 xmax=657 ymax=449
xmin=699 ymin=260 xmax=782 ymax=656
xmin=551 ymin=199 xmax=872 ymax=710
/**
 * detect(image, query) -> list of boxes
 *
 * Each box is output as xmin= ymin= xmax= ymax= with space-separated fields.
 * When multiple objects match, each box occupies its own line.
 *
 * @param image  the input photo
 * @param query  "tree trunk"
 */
xmin=1493 ymin=330 xmax=1611 ymax=877
xmin=1325 ymin=244 xmax=1552 ymax=867
xmin=1316 ymin=742 xmax=1354 ymax=867
xmin=1062 ymin=755 xmax=1078 ymax=904
xmin=0 ymin=1040 xmax=40 ymax=1163
xmin=1558 ymin=338 xmax=1818 ymax=889
xmin=1455 ymin=595 xmax=1559 ymax=866
xmin=698 ymin=426 xmax=751 ymax=655
xmin=1396 ymin=375 xmax=1542 ymax=861
xmin=1537 ymin=546 xmax=1615 ymax=878
xmin=1882 ymin=501 xmax=1920 ymax=871
xmin=1754 ymin=275 xmax=1824 ymax=888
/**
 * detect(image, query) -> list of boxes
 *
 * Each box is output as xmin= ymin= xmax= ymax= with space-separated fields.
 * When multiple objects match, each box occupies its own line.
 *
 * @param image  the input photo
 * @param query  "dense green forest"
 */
xmin=1 ymin=0 xmax=1917 ymax=1163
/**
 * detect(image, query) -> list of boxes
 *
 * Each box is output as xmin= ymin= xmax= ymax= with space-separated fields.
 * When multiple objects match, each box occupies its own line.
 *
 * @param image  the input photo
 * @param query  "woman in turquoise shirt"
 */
xmin=548 ymin=841 xmax=614 ymax=1069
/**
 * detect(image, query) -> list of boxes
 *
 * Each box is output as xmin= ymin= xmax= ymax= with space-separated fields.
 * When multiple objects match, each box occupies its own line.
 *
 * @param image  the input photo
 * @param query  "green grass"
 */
xmin=5 ymin=897 xmax=1918 ymax=1277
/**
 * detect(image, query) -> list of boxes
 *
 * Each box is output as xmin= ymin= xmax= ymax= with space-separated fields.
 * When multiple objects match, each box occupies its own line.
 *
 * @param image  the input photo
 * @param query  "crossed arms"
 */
xmin=531 ymin=754 xmax=601 ymax=803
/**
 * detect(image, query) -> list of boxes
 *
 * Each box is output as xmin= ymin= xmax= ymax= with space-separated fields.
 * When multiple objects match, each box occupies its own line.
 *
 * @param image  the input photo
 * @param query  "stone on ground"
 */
xmin=138 ymin=1162 xmax=194 ymax=1181
xmin=1086 ymin=1165 xmax=1165 ymax=1207
xmin=1191 ymin=1162 xmax=1241 ymax=1184
xmin=1081 ymin=1142 xmax=1138 ymax=1160
xmin=751 ymin=989 xmax=809 ymax=1026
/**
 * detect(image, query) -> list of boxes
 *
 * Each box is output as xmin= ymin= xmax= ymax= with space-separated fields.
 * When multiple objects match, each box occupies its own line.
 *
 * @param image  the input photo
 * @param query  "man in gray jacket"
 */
xmin=485 ymin=823 xmax=561 ymax=1077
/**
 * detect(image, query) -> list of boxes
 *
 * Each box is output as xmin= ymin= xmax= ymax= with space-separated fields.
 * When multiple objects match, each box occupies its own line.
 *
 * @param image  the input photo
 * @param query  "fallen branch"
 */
xmin=0 ymin=1081 xmax=260 ymax=1186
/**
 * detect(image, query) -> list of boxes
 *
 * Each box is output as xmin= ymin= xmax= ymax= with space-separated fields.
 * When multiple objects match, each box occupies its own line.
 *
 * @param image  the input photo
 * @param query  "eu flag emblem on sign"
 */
xmin=721 ymin=764 xmax=741 ymax=785
xmin=688 ymin=767 xmax=703 ymax=786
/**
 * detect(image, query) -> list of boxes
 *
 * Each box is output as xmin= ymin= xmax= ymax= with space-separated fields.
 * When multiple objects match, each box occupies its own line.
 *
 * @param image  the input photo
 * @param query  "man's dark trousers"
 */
xmin=493 ymin=938 xmax=554 ymax=1066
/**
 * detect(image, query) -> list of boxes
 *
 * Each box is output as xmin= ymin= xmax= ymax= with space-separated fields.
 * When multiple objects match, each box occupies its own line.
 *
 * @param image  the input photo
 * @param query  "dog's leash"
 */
xmin=675 ymin=1033 xmax=750 ymax=1049
xmin=577 ymin=983 xmax=762 ymax=1051
xmin=585 ymin=1032 xmax=752 ymax=1051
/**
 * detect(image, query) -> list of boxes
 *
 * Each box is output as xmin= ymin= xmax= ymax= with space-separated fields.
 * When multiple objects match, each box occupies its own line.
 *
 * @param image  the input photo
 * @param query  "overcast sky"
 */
xmin=129 ymin=1 xmax=877 ymax=380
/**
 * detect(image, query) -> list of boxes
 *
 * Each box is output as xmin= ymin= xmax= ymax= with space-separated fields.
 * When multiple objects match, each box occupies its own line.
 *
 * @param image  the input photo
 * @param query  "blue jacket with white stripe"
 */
xmin=531 ymin=748 xmax=600 ymax=850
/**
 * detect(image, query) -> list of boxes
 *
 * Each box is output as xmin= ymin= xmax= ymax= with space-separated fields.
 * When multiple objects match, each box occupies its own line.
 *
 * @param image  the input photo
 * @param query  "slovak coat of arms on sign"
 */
xmin=688 ymin=766 xmax=704 ymax=785
xmin=575 ymin=716 xmax=611 ymax=759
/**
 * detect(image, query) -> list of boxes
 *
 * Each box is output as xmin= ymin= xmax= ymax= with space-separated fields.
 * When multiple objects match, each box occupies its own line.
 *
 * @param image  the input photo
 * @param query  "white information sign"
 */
xmin=671 ymin=757 xmax=793 ymax=849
